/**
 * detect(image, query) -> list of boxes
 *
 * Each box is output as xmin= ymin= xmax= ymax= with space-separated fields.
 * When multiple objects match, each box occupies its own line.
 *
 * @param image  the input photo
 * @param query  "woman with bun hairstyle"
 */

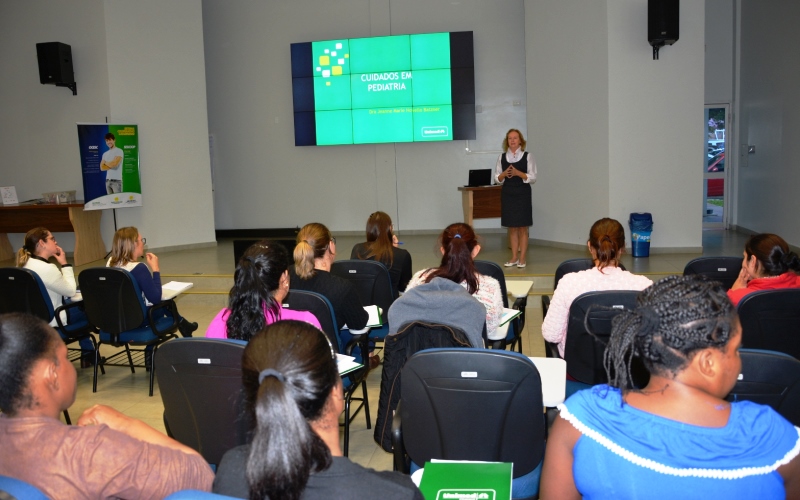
xmin=727 ymin=233 xmax=800 ymax=306
xmin=541 ymin=275 xmax=800 ymax=498
xmin=213 ymin=321 xmax=422 ymax=500
xmin=16 ymin=227 xmax=94 ymax=364
xmin=206 ymin=240 xmax=320 ymax=340
xmin=351 ymin=211 xmax=412 ymax=295
xmin=107 ymin=227 xmax=197 ymax=337
xmin=290 ymin=223 xmax=372 ymax=363
xmin=541 ymin=218 xmax=652 ymax=357
xmin=405 ymin=223 xmax=504 ymax=340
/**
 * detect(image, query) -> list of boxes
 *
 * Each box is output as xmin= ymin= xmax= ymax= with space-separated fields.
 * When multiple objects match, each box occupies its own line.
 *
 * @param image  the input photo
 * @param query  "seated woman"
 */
xmin=405 ymin=223 xmax=504 ymax=341
xmin=542 ymin=218 xmax=652 ymax=357
xmin=290 ymin=223 xmax=372 ymax=364
xmin=16 ymin=227 xmax=93 ymax=365
xmin=0 ymin=313 xmax=214 ymax=498
xmin=727 ymin=233 xmax=800 ymax=306
xmin=213 ymin=320 xmax=422 ymax=499
xmin=541 ymin=275 xmax=800 ymax=498
xmin=206 ymin=240 xmax=320 ymax=340
xmin=351 ymin=211 xmax=412 ymax=296
xmin=107 ymin=227 xmax=197 ymax=337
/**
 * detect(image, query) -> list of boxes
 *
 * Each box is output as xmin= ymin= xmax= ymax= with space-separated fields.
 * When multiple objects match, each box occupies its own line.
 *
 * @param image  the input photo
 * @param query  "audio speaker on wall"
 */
xmin=36 ymin=42 xmax=74 ymax=85
xmin=648 ymin=0 xmax=679 ymax=47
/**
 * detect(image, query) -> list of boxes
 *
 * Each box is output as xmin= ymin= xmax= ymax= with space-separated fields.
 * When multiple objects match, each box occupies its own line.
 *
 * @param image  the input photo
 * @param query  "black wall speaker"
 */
xmin=36 ymin=42 xmax=74 ymax=85
xmin=648 ymin=0 xmax=679 ymax=48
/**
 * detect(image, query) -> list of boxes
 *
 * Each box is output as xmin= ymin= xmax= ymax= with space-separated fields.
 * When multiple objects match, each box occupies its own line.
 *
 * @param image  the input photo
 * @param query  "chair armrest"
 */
xmin=391 ymin=400 xmax=410 ymax=473
xmin=53 ymin=300 xmax=88 ymax=331
xmin=544 ymin=340 xmax=561 ymax=359
xmin=512 ymin=296 xmax=527 ymax=331
xmin=541 ymin=295 xmax=551 ymax=319
xmin=148 ymin=299 xmax=180 ymax=336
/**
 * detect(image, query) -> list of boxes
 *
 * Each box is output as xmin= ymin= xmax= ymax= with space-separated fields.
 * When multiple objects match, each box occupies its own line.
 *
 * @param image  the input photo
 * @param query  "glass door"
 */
xmin=704 ymin=105 xmax=729 ymax=228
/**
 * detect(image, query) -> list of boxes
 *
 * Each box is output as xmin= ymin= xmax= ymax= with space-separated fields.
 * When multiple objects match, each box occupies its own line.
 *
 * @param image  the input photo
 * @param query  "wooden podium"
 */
xmin=0 ymin=202 xmax=106 ymax=266
xmin=458 ymin=185 xmax=502 ymax=225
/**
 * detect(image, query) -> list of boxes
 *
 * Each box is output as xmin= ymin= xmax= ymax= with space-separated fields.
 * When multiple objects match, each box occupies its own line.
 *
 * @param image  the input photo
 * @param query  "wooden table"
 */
xmin=457 ymin=185 xmax=502 ymax=225
xmin=0 ymin=202 xmax=105 ymax=266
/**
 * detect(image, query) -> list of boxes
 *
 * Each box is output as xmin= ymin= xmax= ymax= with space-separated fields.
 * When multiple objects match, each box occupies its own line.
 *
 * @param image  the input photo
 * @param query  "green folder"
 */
xmin=418 ymin=461 xmax=512 ymax=500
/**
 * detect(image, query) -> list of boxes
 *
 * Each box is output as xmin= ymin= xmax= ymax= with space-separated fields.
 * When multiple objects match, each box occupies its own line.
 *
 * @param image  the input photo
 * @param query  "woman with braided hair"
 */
xmin=212 ymin=320 xmax=422 ymax=499
xmin=542 ymin=218 xmax=652 ymax=357
xmin=727 ymin=233 xmax=800 ymax=306
xmin=541 ymin=275 xmax=800 ymax=499
xmin=205 ymin=240 xmax=319 ymax=340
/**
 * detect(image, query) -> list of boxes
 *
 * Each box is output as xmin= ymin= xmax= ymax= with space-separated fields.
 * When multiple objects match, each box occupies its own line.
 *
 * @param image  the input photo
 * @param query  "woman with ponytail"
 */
xmin=541 ymin=275 xmax=800 ymax=498
xmin=351 ymin=211 xmax=412 ymax=295
xmin=205 ymin=241 xmax=320 ymax=340
xmin=727 ymin=233 xmax=800 ymax=306
xmin=405 ymin=223 xmax=504 ymax=340
xmin=290 ymin=222 xmax=369 ymax=334
xmin=16 ymin=228 xmax=93 ymax=364
xmin=542 ymin=218 xmax=652 ymax=356
xmin=213 ymin=321 xmax=422 ymax=500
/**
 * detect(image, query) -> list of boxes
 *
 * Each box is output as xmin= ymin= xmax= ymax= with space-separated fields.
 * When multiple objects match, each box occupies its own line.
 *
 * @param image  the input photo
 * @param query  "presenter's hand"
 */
xmin=54 ymin=245 xmax=68 ymax=265
xmin=145 ymin=252 xmax=160 ymax=272
xmin=505 ymin=166 xmax=515 ymax=179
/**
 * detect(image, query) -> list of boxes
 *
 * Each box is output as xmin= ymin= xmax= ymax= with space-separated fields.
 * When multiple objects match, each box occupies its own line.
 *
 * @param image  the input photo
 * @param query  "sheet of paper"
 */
xmin=161 ymin=281 xmax=193 ymax=300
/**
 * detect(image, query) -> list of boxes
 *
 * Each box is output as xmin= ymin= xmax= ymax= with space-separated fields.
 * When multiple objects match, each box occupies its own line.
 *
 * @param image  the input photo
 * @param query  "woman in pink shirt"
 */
xmin=206 ymin=241 xmax=320 ymax=340
xmin=542 ymin=218 xmax=653 ymax=357
xmin=727 ymin=233 xmax=800 ymax=307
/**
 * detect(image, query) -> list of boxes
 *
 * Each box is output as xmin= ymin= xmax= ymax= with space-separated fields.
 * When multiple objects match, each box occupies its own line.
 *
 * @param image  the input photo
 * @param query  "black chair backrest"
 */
xmin=0 ymin=267 xmax=54 ymax=320
xmin=155 ymin=338 xmax=251 ymax=466
xmin=284 ymin=289 xmax=341 ymax=353
xmin=564 ymin=290 xmax=646 ymax=385
xmin=331 ymin=260 xmax=396 ymax=319
xmin=399 ymin=348 xmax=544 ymax=477
xmin=726 ymin=348 xmax=800 ymax=426
xmin=474 ymin=260 xmax=509 ymax=307
xmin=554 ymin=259 xmax=595 ymax=289
xmin=682 ymin=256 xmax=742 ymax=290
xmin=78 ymin=267 xmax=146 ymax=334
xmin=737 ymin=289 xmax=800 ymax=359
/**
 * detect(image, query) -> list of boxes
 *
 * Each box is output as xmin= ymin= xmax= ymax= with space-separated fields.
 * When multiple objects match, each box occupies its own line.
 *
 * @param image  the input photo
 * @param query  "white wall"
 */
xmin=0 ymin=0 xmax=216 ymax=252
xmin=202 ymin=0 xmax=528 ymax=232
xmin=0 ymin=0 xmax=110 ymax=251
xmin=705 ymin=0 xmax=734 ymax=105
xmin=103 ymin=1 xmax=216 ymax=248
xmin=736 ymin=0 xmax=800 ymax=246
xmin=607 ymin=0 xmax=705 ymax=250
xmin=526 ymin=0 xmax=610 ymax=245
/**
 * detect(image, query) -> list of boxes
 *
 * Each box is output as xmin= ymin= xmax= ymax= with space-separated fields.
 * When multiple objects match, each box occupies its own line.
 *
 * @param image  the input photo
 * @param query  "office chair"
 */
xmin=737 ymin=288 xmax=800 ymax=360
xmin=155 ymin=338 xmax=251 ymax=466
xmin=726 ymin=348 xmax=800 ymax=426
xmin=283 ymin=289 xmax=370 ymax=456
xmin=0 ymin=267 xmax=102 ymax=372
xmin=475 ymin=259 xmax=527 ymax=352
xmin=374 ymin=321 xmax=472 ymax=452
xmin=392 ymin=348 xmax=545 ymax=499
xmin=330 ymin=259 xmax=396 ymax=344
xmin=682 ymin=256 xmax=742 ymax=290
xmin=563 ymin=290 xmax=647 ymax=390
xmin=79 ymin=267 xmax=180 ymax=396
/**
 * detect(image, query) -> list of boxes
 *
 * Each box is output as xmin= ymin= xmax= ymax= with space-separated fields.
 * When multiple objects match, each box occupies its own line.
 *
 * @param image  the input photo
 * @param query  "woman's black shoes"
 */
xmin=178 ymin=319 xmax=199 ymax=337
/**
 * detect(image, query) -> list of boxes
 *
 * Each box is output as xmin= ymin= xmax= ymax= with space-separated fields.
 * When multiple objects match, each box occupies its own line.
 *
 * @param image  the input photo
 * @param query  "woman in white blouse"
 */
xmin=541 ymin=218 xmax=653 ymax=357
xmin=495 ymin=128 xmax=537 ymax=268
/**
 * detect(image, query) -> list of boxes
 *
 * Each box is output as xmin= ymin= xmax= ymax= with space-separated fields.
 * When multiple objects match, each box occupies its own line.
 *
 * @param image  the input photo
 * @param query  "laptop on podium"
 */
xmin=466 ymin=169 xmax=493 ymax=187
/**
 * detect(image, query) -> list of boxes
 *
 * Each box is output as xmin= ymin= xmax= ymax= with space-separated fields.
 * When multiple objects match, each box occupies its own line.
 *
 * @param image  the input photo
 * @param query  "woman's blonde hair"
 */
xmin=502 ymin=128 xmax=527 ymax=152
xmin=294 ymin=223 xmax=332 ymax=279
xmin=109 ymin=227 xmax=140 ymax=268
xmin=16 ymin=227 xmax=50 ymax=267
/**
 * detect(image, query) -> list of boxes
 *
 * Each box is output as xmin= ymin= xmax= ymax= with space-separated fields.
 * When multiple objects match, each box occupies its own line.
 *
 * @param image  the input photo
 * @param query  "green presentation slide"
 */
xmin=311 ymin=33 xmax=452 ymax=145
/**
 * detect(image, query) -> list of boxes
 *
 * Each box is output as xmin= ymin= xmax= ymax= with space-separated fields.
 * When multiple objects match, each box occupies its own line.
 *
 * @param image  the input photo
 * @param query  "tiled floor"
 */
xmin=5 ymin=228 xmax=748 ymax=472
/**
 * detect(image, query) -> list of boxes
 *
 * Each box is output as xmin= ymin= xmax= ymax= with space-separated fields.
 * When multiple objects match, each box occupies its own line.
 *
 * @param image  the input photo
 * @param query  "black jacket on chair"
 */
xmin=374 ymin=321 xmax=471 ymax=452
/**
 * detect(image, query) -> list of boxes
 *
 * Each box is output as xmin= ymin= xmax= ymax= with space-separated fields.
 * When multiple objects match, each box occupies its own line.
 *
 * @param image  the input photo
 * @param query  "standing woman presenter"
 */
xmin=495 ymin=128 xmax=537 ymax=268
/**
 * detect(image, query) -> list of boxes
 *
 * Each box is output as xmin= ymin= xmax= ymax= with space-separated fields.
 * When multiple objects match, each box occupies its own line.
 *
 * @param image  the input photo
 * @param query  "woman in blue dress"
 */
xmin=541 ymin=275 xmax=800 ymax=499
